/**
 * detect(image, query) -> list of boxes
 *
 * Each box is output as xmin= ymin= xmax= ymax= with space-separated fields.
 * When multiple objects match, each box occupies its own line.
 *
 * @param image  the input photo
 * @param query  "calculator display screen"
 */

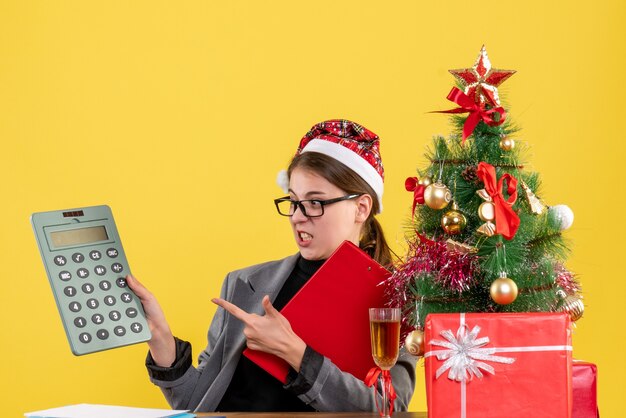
xmin=50 ymin=226 xmax=109 ymax=248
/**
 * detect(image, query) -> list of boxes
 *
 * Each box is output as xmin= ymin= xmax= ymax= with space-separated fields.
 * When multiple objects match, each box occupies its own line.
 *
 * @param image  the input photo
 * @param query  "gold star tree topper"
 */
xmin=449 ymin=45 xmax=516 ymax=106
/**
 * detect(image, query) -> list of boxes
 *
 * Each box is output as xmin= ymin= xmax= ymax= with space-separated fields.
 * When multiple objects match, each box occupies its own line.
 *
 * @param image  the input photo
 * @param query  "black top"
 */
xmin=216 ymin=256 xmax=325 ymax=411
xmin=146 ymin=256 xmax=326 ymax=412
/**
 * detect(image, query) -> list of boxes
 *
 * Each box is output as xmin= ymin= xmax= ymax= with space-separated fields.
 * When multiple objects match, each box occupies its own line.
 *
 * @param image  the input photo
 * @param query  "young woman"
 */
xmin=127 ymin=120 xmax=417 ymax=412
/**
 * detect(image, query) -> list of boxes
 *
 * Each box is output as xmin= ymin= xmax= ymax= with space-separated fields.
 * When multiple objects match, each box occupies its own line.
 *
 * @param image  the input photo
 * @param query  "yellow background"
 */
xmin=1 ymin=1 xmax=624 ymax=416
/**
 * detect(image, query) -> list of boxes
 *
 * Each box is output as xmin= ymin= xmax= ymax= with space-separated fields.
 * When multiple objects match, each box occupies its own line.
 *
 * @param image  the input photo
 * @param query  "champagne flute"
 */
xmin=369 ymin=307 xmax=401 ymax=418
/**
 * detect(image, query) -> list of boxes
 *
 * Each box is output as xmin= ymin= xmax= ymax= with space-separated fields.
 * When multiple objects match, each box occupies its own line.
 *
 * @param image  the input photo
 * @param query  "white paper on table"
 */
xmin=24 ymin=403 xmax=192 ymax=418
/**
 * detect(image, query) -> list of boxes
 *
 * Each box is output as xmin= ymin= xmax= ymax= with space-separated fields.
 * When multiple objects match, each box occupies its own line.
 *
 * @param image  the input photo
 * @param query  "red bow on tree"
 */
xmin=476 ymin=162 xmax=520 ymax=240
xmin=366 ymin=366 xmax=397 ymax=417
xmin=405 ymin=177 xmax=425 ymax=214
xmin=434 ymin=87 xmax=507 ymax=143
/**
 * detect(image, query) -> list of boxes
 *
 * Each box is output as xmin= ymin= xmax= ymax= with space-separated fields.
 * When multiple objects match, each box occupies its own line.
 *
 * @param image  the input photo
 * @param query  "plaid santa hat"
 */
xmin=278 ymin=119 xmax=385 ymax=213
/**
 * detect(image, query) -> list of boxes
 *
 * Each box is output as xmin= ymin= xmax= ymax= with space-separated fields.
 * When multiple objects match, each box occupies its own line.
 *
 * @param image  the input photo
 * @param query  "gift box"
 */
xmin=572 ymin=360 xmax=599 ymax=418
xmin=424 ymin=312 xmax=572 ymax=418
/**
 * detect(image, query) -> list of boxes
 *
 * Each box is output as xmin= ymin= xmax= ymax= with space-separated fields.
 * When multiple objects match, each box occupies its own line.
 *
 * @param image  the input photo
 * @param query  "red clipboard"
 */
xmin=243 ymin=240 xmax=391 ymax=383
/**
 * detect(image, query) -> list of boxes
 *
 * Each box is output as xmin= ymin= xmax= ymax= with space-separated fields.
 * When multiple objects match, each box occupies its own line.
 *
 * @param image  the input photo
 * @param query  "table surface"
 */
xmin=196 ymin=413 xmax=426 ymax=417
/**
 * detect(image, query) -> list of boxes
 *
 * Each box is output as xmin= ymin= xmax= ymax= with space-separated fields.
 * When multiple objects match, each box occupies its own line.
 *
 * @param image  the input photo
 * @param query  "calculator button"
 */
xmin=82 ymin=283 xmax=95 ymax=294
xmin=120 ymin=292 xmax=133 ymax=303
xmin=125 ymin=307 xmax=138 ymax=318
xmin=99 ymin=280 xmax=112 ymax=291
xmin=74 ymin=317 xmax=87 ymax=328
xmin=111 ymin=263 xmax=124 ymax=273
xmin=109 ymin=310 xmax=121 ymax=321
xmin=54 ymin=255 xmax=67 ymax=266
xmin=69 ymin=302 xmax=81 ymax=312
xmin=71 ymin=253 xmax=85 ymax=263
xmin=130 ymin=322 xmax=143 ymax=333
xmin=96 ymin=329 xmax=109 ymax=340
xmin=77 ymin=268 xmax=90 ymax=279
xmin=63 ymin=286 xmax=77 ymax=297
xmin=79 ymin=333 xmax=92 ymax=343
xmin=59 ymin=271 xmax=72 ymax=281
xmin=89 ymin=250 xmax=102 ymax=260
xmin=116 ymin=277 xmax=127 ymax=288
xmin=106 ymin=248 xmax=119 ymax=258
xmin=114 ymin=326 xmax=126 ymax=336
xmin=86 ymin=298 xmax=99 ymax=309
xmin=104 ymin=295 xmax=116 ymax=306
xmin=91 ymin=313 xmax=104 ymax=324
xmin=94 ymin=265 xmax=107 ymax=276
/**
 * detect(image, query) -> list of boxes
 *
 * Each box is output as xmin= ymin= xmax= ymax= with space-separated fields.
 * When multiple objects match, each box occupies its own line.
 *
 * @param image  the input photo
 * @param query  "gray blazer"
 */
xmin=149 ymin=254 xmax=416 ymax=412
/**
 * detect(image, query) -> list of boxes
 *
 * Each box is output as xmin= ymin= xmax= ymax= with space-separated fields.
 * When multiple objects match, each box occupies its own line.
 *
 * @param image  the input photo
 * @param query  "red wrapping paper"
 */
xmin=425 ymin=313 xmax=572 ymax=418
xmin=572 ymin=360 xmax=599 ymax=418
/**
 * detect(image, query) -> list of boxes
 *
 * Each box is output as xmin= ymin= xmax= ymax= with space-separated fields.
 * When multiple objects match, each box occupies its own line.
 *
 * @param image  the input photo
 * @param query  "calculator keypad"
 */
xmin=49 ymin=242 xmax=149 ymax=354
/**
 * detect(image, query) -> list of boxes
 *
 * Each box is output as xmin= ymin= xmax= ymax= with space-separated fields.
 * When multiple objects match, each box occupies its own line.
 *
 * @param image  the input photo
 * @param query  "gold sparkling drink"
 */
xmin=369 ymin=308 xmax=401 ymax=418
xmin=370 ymin=319 xmax=401 ymax=369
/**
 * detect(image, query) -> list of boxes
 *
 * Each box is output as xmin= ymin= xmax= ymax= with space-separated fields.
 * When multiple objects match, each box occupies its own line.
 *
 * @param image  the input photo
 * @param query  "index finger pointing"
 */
xmin=211 ymin=298 xmax=251 ymax=322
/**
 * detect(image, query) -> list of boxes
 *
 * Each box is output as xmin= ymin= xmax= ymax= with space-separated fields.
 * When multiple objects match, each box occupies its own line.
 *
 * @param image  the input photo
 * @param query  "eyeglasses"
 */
xmin=274 ymin=194 xmax=363 ymax=218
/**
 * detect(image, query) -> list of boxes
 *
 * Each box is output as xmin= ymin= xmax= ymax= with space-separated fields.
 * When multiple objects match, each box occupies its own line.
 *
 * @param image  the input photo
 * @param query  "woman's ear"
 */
xmin=355 ymin=194 xmax=373 ymax=224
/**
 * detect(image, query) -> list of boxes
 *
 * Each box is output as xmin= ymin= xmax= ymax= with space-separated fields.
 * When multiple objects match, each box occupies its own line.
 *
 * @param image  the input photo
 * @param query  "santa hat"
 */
xmin=278 ymin=119 xmax=385 ymax=213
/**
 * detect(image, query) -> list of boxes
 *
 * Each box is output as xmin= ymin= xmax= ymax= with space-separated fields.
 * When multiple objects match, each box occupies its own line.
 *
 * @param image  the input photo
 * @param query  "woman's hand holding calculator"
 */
xmin=126 ymin=275 xmax=177 ymax=367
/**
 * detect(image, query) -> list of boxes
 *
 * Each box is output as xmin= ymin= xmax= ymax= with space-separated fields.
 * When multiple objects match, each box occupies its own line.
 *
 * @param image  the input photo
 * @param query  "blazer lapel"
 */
xmin=196 ymin=254 xmax=301 ymax=411
xmin=222 ymin=254 xmax=300 ymax=358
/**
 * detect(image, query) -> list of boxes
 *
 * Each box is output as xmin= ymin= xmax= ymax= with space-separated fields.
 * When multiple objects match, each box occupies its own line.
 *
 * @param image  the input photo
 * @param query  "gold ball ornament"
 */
xmin=404 ymin=330 xmax=425 ymax=356
xmin=490 ymin=276 xmax=519 ymax=305
xmin=418 ymin=176 xmax=432 ymax=187
xmin=499 ymin=137 xmax=515 ymax=151
xmin=424 ymin=182 xmax=452 ymax=210
xmin=441 ymin=203 xmax=467 ymax=235
xmin=559 ymin=294 xmax=584 ymax=322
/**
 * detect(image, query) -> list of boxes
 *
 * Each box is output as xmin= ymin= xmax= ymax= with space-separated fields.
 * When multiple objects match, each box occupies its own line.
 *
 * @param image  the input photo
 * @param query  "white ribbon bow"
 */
xmin=430 ymin=324 xmax=516 ymax=382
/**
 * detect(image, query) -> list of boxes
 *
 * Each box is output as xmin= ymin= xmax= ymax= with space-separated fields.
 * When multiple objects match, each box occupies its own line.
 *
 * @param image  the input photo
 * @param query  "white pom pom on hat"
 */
xmin=276 ymin=169 xmax=289 ymax=193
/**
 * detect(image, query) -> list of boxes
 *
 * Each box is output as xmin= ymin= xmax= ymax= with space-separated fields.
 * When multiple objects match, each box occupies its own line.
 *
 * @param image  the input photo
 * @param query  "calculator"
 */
xmin=31 ymin=205 xmax=151 ymax=355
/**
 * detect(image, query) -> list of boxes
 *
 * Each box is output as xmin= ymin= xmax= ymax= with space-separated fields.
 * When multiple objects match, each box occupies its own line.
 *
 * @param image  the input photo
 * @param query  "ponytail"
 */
xmin=360 ymin=217 xmax=393 ymax=269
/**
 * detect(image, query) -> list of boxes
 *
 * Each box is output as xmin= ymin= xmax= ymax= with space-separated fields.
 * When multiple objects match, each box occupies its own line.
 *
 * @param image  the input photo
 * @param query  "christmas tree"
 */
xmin=391 ymin=46 xmax=583 ymax=356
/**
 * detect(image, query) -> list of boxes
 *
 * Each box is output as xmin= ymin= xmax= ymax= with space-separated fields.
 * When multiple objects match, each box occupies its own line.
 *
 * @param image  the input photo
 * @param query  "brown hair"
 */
xmin=287 ymin=152 xmax=393 ymax=268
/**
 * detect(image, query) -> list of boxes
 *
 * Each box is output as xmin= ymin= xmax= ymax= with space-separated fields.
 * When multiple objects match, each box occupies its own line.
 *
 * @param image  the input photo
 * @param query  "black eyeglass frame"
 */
xmin=274 ymin=194 xmax=363 ymax=218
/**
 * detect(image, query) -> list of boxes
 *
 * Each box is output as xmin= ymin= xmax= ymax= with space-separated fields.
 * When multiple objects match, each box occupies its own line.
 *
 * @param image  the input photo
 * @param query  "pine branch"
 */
xmin=527 ymin=232 xmax=564 ymax=247
xmin=430 ymin=158 xmax=525 ymax=170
